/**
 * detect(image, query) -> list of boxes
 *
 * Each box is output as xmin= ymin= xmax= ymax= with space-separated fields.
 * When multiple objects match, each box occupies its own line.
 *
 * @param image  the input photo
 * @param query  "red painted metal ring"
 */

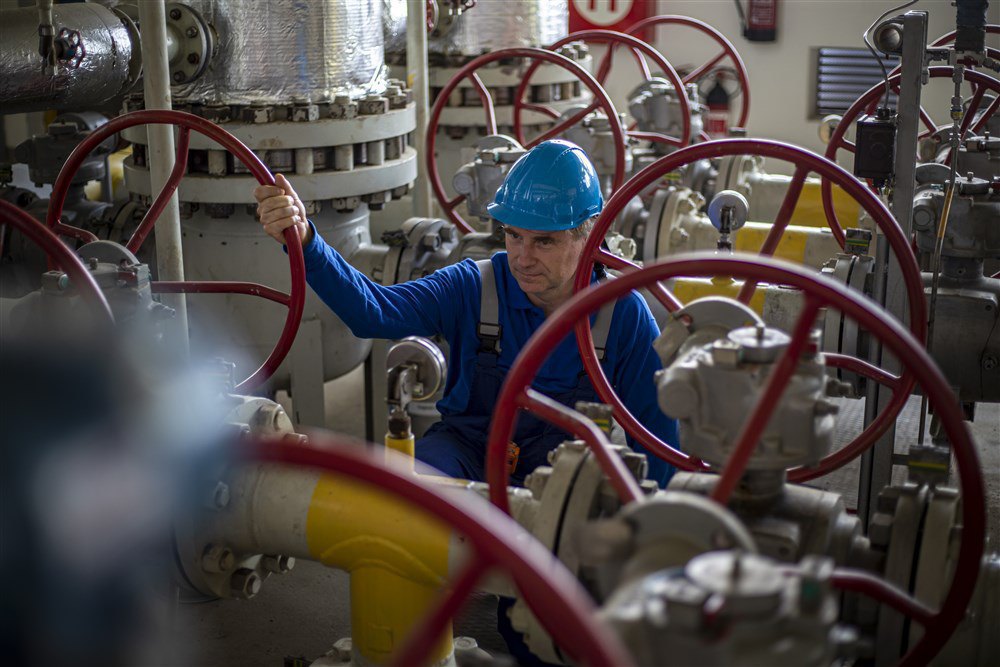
xmin=822 ymin=67 xmax=1000 ymax=234
xmin=46 ymin=109 xmax=306 ymax=393
xmin=486 ymin=252 xmax=983 ymax=666
xmin=575 ymin=138 xmax=925 ymax=478
xmin=625 ymin=14 xmax=752 ymax=129
xmin=246 ymin=435 xmax=635 ymax=667
xmin=426 ymin=47 xmax=626 ymax=234
xmin=516 ymin=29 xmax=691 ymax=148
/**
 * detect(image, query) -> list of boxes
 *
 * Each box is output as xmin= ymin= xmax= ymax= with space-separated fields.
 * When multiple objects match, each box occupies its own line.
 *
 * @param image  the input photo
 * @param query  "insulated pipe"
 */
xmin=137 ymin=0 xmax=189 ymax=355
xmin=0 ymin=3 xmax=140 ymax=114
xmin=406 ymin=0 xmax=432 ymax=218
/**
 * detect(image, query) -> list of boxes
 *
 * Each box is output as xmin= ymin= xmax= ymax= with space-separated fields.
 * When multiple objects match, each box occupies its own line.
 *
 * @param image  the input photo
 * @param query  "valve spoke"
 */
xmin=466 ymin=72 xmax=497 ymax=135
xmin=823 ymin=352 xmax=901 ymax=392
xmin=737 ymin=165 xmax=809 ymax=303
xmin=520 ymin=102 xmax=562 ymax=120
xmin=683 ymin=49 xmax=728 ymax=84
xmin=525 ymin=101 xmax=599 ymax=149
xmin=711 ymin=296 xmax=822 ymax=505
xmin=519 ymin=389 xmax=645 ymax=505
xmin=596 ymin=248 xmax=682 ymax=312
xmin=127 ymin=127 xmax=191 ymax=253
xmin=918 ymin=106 xmax=938 ymax=135
xmin=629 ymin=129 xmax=682 ymax=147
xmin=971 ymin=93 xmax=1000 ymax=135
xmin=152 ymin=280 xmax=292 ymax=306
xmin=830 ymin=568 xmax=935 ymax=626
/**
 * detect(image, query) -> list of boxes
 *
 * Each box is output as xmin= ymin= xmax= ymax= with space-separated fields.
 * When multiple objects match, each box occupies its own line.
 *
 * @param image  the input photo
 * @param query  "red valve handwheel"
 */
xmin=485 ymin=253 xmax=984 ymax=666
xmin=246 ymin=433 xmax=634 ymax=667
xmin=0 ymin=200 xmax=114 ymax=324
xmin=822 ymin=66 xmax=1000 ymax=234
xmin=624 ymin=15 xmax=752 ymax=130
xmin=514 ymin=29 xmax=692 ymax=149
xmin=571 ymin=138 xmax=926 ymax=480
xmin=46 ymin=109 xmax=306 ymax=393
xmin=426 ymin=47 xmax=627 ymax=235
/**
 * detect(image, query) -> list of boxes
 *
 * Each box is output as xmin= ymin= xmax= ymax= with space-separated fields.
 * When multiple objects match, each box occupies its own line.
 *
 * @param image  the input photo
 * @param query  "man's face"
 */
xmin=503 ymin=224 xmax=587 ymax=306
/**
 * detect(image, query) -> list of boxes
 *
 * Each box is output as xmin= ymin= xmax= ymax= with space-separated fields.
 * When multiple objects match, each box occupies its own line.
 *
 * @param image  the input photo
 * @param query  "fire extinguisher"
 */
xmin=737 ymin=0 xmax=778 ymax=42
xmin=706 ymin=75 xmax=731 ymax=139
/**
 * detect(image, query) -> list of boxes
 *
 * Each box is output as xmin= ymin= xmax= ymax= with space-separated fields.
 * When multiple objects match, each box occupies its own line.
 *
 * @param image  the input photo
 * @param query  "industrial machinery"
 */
xmin=484 ymin=252 xmax=994 ymax=666
xmin=815 ymin=9 xmax=999 ymax=519
xmin=3 ymin=3 xmax=999 ymax=667
xmin=382 ymin=0 xmax=591 ymax=220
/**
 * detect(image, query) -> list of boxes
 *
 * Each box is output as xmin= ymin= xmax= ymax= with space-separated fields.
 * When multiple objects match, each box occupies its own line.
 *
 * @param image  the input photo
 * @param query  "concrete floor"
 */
xmin=168 ymin=362 xmax=999 ymax=666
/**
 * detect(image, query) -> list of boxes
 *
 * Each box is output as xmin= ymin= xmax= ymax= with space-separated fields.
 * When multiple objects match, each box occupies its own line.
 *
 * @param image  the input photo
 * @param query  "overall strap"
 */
xmin=591 ymin=302 xmax=614 ymax=363
xmin=475 ymin=259 xmax=501 ymax=355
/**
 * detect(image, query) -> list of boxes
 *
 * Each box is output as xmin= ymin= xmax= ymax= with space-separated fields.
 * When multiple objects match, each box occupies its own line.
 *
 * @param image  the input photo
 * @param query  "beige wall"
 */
xmin=592 ymin=0 xmax=996 ymax=157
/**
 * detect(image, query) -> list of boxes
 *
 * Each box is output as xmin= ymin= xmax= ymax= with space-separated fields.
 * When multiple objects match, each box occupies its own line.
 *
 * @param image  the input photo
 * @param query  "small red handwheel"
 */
xmin=625 ymin=15 xmax=752 ymax=130
xmin=46 ymin=109 xmax=306 ymax=392
xmin=514 ymin=29 xmax=692 ymax=149
xmin=426 ymin=46 xmax=627 ymax=235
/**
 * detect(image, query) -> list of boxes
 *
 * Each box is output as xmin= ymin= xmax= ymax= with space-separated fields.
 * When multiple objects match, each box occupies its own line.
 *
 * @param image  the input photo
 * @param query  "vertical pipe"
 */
xmin=138 ymin=0 xmax=189 ymax=355
xmin=406 ymin=0 xmax=432 ymax=218
xmin=857 ymin=11 xmax=928 ymax=525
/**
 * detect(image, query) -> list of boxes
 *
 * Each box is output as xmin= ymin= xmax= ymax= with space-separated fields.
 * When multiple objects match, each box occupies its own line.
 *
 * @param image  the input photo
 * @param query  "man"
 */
xmin=254 ymin=139 xmax=678 ymax=487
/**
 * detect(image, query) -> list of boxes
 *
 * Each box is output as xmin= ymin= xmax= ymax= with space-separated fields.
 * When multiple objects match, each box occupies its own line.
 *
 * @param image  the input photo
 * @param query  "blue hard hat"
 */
xmin=487 ymin=139 xmax=603 ymax=231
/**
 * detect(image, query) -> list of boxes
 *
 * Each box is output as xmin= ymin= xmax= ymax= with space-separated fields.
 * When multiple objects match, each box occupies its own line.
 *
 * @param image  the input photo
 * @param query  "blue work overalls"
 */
xmin=415 ymin=259 xmax=613 ymax=486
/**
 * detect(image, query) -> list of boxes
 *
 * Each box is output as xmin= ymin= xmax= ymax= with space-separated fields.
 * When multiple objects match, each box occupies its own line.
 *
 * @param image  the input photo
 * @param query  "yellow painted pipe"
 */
xmin=84 ymin=146 xmax=131 ymax=201
xmin=306 ymin=473 xmax=454 ymax=664
xmin=385 ymin=432 xmax=416 ymax=471
xmin=733 ymin=222 xmax=820 ymax=264
xmin=789 ymin=181 xmax=860 ymax=229
xmin=669 ymin=276 xmax=768 ymax=314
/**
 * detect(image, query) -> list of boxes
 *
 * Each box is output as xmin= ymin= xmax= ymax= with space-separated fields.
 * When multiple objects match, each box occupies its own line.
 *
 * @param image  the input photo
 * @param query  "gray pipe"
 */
xmin=0 ymin=3 xmax=140 ymax=114
xmin=138 ymin=0 xmax=189 ymax=356
xmin=407 ymin=0 xmax=431 ymax=218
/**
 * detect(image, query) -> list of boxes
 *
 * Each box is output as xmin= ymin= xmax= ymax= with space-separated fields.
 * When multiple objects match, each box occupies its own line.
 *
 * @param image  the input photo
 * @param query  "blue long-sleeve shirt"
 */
xmin=300 ymin=227 xmax=679 ymax=485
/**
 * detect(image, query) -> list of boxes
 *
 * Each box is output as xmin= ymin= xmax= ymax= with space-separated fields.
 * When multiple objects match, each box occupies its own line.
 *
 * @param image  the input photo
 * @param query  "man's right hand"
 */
xmin=254 ymin=173 xmax=312 ymax=246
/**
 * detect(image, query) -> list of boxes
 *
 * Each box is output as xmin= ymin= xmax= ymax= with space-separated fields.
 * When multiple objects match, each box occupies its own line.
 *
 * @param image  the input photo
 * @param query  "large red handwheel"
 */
xmin=822 ymin=66 xmax=1000 ymax=234
xmin=624 ymin=15 xmax=752 ymax=130
xmin=515 ymin=29 xmax=692 ymax=149
xmin=46 ymin=109 xmax=306 ymax=393
xmin=246 ymin=433 xmax=634 ymax=667
xmin=426 ymin=47 xmax=627 ymax=235
xmin=0 ymin=200 xmax=113 ymax=324
xmin=571 ymin=138 xmax=926 ymax=481
xmin=486 ymin=253 xmax=982 ymax=667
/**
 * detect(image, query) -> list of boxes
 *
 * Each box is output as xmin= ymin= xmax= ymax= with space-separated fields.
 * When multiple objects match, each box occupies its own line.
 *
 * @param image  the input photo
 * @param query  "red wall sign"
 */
xmin=569 ymin=0 xmax=655 ymax=38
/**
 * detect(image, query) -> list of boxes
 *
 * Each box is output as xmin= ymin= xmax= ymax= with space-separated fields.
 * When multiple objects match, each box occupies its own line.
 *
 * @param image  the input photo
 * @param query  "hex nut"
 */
xmin=261 ymin=554 xmax=296 ymax=574
xmin=230 ymin=568 xmax=262 ymax=599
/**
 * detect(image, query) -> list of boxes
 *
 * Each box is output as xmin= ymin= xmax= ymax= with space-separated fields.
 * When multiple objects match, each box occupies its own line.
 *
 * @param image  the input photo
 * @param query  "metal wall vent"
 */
xmin=814 ymin=47 xmax=900 ymax=116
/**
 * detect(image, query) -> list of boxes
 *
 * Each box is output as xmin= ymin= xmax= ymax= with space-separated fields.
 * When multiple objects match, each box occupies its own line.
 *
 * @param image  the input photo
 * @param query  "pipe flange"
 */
xmin=165 ymin=2 xmax=214 ymax=86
